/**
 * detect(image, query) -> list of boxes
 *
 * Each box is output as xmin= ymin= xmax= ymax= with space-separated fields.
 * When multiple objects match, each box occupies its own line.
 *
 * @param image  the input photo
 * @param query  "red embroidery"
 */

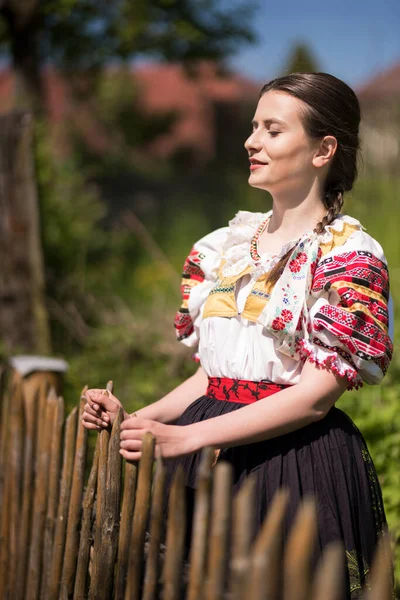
xmin=297 ymin=251 xmax=307 ymax=264
xmin=272 ymin=317 xmax=286 ymax=331
xmin=298 ymin=339 xmax=363 ymax=391
xmin=289 ymin=259 xmax=301 ymax=273
xmin=175 ymin=246 xmax=206 ymax=341
xmin=311 ymin=250 xmax=392 ymax=377
xmin=207 ymin=377 xmax=289 ymax=404
xmin=281 ymin=309 xmax=293 ymax=322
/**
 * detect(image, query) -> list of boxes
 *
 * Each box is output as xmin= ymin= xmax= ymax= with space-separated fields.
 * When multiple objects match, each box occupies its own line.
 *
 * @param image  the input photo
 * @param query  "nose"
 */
xmin=244 ymin=129 xmax=262 ymax=153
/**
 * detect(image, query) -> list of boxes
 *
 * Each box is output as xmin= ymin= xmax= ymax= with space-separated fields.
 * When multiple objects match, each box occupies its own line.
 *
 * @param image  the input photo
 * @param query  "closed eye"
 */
xmin=268 ymin=131 xmax=280 ymax=137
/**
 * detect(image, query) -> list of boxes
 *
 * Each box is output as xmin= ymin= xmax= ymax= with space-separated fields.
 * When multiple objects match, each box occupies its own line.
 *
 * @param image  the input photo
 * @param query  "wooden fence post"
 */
xmin=124 ymin=432 xmax=156 ymax=600
xmin=228 ymin=475 xmax=256 ymax=600
xmin=244 ymin=488 xmax=289 ymax=600
xmin=73 ymin=440 xmax=100 ymax=600
xmin=48 ymin=406 xmax=78 ymax=600
xmin=114 ymin=460 xmax=138 ymax=600
xmin=143 ymin=457 xmax=167 ymax=600
xmin=186 ymin=447 xmax=214 ymax=600
xmin=283 ymin=497 xmax=318 ymax=600
xmin=162 ymin=465 xmax=186 ymax=600
xmin=60 ymin=389 xmax=89 ymax=596
xmin=205 ymin=461 xmax=233 ymax=600
xmin=25 ymin=387 xmax=56 ymax=600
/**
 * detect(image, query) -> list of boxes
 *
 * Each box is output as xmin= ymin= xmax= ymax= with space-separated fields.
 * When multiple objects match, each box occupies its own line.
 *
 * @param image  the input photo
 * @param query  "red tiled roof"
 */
xmin=0 ymin=62 xmax=260 ymax=160
xmin=356 ymin=61 xmax=400 ymax=102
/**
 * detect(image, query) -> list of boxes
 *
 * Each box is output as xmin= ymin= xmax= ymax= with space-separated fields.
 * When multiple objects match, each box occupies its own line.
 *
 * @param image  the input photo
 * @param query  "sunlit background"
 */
xmin=0 ymin=0 xmax=399 ymax=588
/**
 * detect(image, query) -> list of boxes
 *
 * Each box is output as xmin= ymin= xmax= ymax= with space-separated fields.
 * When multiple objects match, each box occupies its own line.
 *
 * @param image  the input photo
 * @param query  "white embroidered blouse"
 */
xmin=174 ymin=210 xmax=393 ymax=390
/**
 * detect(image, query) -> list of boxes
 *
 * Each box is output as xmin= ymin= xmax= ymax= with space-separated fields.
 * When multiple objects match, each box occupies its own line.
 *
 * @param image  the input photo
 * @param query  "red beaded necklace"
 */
xmin=250 ymin=215 xmax=270 ymax=262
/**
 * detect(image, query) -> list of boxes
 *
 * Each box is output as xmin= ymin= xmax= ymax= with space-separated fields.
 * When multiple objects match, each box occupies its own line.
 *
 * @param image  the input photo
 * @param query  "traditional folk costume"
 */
xmin=169 ymin=210 xmax=394 ymax=598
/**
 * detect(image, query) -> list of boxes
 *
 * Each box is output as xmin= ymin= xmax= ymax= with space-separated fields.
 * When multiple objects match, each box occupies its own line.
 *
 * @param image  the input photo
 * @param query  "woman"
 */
xmin=82 ymin=72 xmax=394 ymax=597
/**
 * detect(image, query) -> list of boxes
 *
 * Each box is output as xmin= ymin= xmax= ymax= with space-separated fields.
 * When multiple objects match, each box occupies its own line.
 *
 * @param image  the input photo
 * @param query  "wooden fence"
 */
xmin=0 ymin=368 xmax=395 ymax=599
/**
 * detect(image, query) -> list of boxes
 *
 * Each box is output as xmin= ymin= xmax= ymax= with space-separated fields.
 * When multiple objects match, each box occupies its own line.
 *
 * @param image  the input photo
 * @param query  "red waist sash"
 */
xmin=206 ymin=377 xmax=289 ymax=404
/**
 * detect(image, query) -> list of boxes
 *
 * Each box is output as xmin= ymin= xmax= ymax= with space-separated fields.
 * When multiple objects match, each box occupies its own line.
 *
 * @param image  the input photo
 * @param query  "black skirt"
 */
xmin=164 ymin=393 xmax=393 ymax=599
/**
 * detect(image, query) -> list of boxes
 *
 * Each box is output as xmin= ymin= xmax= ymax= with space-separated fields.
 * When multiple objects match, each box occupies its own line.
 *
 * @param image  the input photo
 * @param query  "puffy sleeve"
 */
xmin=174 ymin=226 xmax=229 ymax=349
xmin=300 ymin=231 xmax=393 ymax=390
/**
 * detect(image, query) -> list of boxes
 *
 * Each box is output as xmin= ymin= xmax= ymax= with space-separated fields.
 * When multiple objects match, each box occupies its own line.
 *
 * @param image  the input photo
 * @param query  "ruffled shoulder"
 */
xmin=221 ymin=210 xmax=272 ymax=277
xmin=305 ymin=216 xmax=393 ymax=389
xmin=174 ymin=225 xmax=229 ymax=347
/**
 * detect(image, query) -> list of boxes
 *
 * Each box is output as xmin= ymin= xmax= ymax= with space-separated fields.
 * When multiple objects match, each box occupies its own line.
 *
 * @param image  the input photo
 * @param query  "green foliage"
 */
xmin=0 ymin=0 xmax=256 ymax=69
xmin=281 ymin=41 xmax=320 ymax=75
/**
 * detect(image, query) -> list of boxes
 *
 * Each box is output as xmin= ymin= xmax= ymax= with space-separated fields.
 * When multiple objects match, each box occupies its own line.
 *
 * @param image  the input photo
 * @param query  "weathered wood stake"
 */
xmin=143 ymin=457 xmax=167 ymax=600
xmin=114 ymin=460 xmax=138 ymax=600
xmin=162 ymin=465 xmax=186 ymax=600
xmin=124 ymin=432 xmax=156 ymax=600
xmin=48 ymin=406 xmax=78 ymax=600
xmin=186 ymin=447 xmax=214 ymax=600
xmin=73 ymin=440 xmax=100 ymax=600
xmin=205 ymin=461 xmax=233 ymax=600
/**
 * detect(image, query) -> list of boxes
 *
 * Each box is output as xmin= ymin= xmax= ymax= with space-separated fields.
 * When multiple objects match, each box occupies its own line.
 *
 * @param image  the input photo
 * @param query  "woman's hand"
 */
xmin=119 ymin=416 xmax=199 ymax=461
xmin=82 ymin=388 xmax=128 ymax=431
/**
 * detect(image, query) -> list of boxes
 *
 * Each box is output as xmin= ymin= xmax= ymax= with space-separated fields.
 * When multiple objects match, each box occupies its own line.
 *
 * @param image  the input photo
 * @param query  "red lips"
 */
xmin=249 ymin=158 xmax=267 ymax=171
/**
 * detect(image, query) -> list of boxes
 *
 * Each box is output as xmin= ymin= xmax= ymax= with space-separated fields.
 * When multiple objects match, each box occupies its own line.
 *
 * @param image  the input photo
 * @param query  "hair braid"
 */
xmin=314 ymin=188 xmax=344 ymax=234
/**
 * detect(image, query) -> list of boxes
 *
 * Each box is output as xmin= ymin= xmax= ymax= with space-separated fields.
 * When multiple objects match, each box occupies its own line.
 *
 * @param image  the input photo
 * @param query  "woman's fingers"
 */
xmin=120 ymin=439 xmax=142 ymax=451
xmin=86 ymin=389 xmax=121 ymax=411
xmin=120 ymin=428 xmax=147 ymax=441
xmin=84 ymin=403 xmax=101 ymax=418
xmin=119 ymin=449 xmax=142 ymax=461
xmin=81 ymin=419 xmax=102 ymax=431
xmin=82 ymin=404 xmax=109 ymax=429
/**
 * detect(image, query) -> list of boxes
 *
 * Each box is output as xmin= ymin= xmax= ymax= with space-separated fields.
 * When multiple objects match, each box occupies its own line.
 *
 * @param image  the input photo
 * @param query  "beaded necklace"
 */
xmin=249 ymin=215 xmax=270 ymax=262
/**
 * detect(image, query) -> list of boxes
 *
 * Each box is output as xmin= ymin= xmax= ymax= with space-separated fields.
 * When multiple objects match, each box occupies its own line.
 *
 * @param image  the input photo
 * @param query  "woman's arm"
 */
xmin=82 ymin=366 xmax=208 ymax=430
xmin=188 ymin=360 xmax=348 ymax=449
xmin=119 ymin=360 xmax=349 ymax=460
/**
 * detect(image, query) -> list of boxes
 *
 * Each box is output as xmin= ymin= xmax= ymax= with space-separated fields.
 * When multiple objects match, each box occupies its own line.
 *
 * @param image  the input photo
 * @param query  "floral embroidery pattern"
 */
xmin=206 ymin=376 xmax=288 ymax=404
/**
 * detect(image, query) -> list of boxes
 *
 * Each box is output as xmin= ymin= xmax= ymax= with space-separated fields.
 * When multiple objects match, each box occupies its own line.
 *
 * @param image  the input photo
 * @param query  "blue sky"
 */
xmin=227 ymin=0 xmax=400 ymax=89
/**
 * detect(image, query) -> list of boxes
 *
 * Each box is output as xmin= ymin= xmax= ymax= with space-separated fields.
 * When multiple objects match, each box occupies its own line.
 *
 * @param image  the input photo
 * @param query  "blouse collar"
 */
xmin=222 ymin=209 xmax=363 ymax=278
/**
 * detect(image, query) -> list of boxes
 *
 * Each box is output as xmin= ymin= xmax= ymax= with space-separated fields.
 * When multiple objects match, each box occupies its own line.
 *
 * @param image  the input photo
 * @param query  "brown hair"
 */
xmin=259 ymin=72 xmax=362 ymax=284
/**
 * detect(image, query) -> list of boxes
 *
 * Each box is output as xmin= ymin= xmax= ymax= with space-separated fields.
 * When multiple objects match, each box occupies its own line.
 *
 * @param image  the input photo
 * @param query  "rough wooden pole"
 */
xmin=244 ymin=488 xmax=289 ymax=600
xmin=311 ymin=541 xmax=345 ymax=600
xmin=40 ymin=395 xmax=64 ymax=599
xmin=143 ymin=457 xmax=167 ymax=600
xmin=228 ymin=475 xmax=256 ymax=600
xmin=25 ymin=387 xmax=56 ymax=600
xmin=124 ymin=432 xmax=156 ymax=600
xmin=365 ymin=534 xmax=395 ymax=600
xmin=2 ymin=373 xmax=24 ymax=597
xmin=186 ymin=447 xmax=214 ymax=600
xmin=205 ymin=461 xmax=233 ymax=600
xmin=94 ymin=408 xmax=123 ymax=600
xmin=15 ymin=374 xmax=40 ymax=600
xmin=73 ymin=440 xmax=100 ymax=600
xmin=114 ymin=460 xmax=138 ymax=600
xmin=89 ymin=421 xmax=111 ymax=598
xmin=162 ymin=465 xmax=186 ymax=600
xmin=47 ymin=406 xmax=78 ymax=600
xmin=283 ymin=497 xmax=317 ymax=600
xmin=60 ymin=389 xmax=89 ymax=596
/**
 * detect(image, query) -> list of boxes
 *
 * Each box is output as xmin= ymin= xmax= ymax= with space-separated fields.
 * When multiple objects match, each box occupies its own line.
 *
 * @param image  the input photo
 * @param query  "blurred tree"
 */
xmin=0 ymin=0 xmax=256 ymax=112
xmin=282 ymin=41 xmax=320 ymax=74
xmin=0 ymin=0 xmax=256 ymax=355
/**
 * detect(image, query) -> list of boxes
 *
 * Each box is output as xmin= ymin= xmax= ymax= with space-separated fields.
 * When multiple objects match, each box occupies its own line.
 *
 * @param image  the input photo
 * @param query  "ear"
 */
xmin=312 ymin=135 xmax=337 ymax=168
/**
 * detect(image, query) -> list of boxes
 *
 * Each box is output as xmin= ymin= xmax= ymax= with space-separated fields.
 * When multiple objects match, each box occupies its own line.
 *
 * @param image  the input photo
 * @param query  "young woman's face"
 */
xmin=244 ymin=91 xmax=320 ymax=194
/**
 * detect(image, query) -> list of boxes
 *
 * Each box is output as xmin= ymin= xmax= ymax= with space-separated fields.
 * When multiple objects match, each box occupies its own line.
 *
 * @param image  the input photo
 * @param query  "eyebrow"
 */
xmin=251 ymin=118 xmax=288 ymax=127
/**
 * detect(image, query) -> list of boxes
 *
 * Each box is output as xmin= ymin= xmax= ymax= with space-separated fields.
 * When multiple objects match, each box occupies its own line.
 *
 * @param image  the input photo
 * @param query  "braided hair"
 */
xmin=259 ymin=72 xmax=361 ymax=283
